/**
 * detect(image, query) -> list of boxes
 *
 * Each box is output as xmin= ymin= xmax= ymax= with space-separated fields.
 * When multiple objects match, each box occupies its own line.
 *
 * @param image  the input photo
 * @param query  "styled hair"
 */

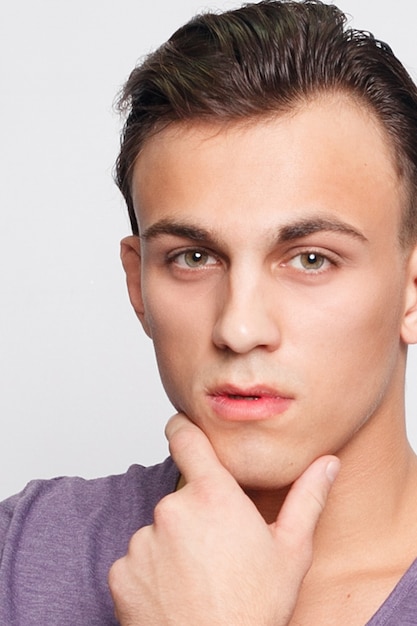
xmin=115 ymin=0 xmax=417 ymax=244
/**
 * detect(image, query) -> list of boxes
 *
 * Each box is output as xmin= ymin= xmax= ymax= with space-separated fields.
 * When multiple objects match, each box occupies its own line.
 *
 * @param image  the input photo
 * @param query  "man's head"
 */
xmin=119 ymin=1 xmax=417 ymax=491
xmin=116 ymin=0 xmax=417 ymax=247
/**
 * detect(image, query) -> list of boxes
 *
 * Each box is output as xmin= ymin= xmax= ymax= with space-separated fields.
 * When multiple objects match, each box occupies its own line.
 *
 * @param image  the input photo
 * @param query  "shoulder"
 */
xmin=0 ymin=457 xmax=179 ymax=624
xmin=0 ymin=456 xmax=179 ymax=548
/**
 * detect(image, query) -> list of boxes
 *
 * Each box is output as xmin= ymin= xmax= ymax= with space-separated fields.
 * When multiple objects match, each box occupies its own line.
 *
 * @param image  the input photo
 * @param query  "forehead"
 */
xmin=132 ymin=95 xmax=405 ymax=240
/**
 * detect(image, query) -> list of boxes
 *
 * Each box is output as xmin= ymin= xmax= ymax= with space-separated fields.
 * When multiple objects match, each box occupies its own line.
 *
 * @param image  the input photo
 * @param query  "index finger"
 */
xmin=165 ymin=413 xmax=233 ymax=486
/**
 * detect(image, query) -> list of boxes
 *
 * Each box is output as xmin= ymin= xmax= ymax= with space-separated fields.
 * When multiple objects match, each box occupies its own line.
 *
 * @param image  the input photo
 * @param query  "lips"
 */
xmin=229 ymin=395 xmax=261 ymax=400
xmin=207 ymin=384 xmax=293 ymax=422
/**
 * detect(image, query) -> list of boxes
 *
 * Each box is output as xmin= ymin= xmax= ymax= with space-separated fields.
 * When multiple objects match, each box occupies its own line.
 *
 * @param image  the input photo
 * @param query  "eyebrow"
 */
xmin=277 ymin=217 xmax=368 ymax=243
xmin=140 ymin=216 xmax=368 ymax=245
xmin=141 ymin=219 xmax=217 ymax=243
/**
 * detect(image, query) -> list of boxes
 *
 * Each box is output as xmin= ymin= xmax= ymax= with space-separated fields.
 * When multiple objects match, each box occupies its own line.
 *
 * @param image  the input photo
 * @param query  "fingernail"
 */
xmin=326 ymin=459 xmax=340 ymax=483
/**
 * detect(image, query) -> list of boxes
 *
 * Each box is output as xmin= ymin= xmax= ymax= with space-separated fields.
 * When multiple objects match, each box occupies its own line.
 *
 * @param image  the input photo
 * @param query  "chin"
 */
xmin=212 ymin=441 xmax=305 ymax=492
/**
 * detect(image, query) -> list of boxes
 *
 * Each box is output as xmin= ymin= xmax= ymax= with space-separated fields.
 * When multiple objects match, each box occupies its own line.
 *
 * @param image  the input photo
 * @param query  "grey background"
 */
xmin=0 ymin=0 xmax=416 ymax=499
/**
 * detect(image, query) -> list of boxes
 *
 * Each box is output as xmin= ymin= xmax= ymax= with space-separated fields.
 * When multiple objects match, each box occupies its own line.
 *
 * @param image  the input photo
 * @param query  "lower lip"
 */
xmin=207 ymin=394 xmax=292 ymax=422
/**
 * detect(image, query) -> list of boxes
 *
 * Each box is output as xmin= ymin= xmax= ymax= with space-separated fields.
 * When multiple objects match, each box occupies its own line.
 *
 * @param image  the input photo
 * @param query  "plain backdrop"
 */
xmin=1 ymin=0 xmax=416 ymax=500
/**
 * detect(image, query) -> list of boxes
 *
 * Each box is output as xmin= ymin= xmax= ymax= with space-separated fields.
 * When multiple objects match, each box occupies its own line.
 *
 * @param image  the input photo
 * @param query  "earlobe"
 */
xmin=401 ymin=245 xmax=417 ymax=345
xmin=120 ymin=236 xmax=151 ymax=337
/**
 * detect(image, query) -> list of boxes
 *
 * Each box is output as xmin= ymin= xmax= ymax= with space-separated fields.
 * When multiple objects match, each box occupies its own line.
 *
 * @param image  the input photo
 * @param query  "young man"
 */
xmin=2 ymin=1 xmax=417 ymax=624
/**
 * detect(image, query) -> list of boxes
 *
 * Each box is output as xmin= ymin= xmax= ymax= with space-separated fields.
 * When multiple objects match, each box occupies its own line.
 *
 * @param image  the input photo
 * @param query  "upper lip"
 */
xmin=208 ymin=384 xmax=292 ymax=399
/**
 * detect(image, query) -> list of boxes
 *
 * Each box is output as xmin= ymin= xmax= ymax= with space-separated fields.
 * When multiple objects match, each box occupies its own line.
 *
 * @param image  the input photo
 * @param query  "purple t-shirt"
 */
xmin=0 ymin=457 xmax=179 ymax=625
xmin=0 ymin=457 xmax=417 ymax=625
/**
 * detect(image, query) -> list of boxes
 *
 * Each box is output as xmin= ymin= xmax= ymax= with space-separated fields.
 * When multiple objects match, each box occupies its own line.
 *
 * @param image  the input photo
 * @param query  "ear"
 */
xmin=120 ymin=235 xmax=151 ymax=337
xmin=401 ymin=244 xmax=417 ymax=345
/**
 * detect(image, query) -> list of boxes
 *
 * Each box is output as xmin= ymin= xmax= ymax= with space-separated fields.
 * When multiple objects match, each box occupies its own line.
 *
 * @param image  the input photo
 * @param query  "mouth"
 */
xmin=226 ymin=394 xmax=262 ymax=400
xmin=207 ymin=385 xmax=293 ymax=422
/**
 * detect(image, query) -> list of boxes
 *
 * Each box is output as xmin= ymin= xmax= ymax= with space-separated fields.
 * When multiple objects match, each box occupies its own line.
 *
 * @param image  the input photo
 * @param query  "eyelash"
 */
xmin=283 ymin=249 xmax=338 ymax=274
xmin=166 ymin=248 xmax=220 ymax=270
xmin=165 ymin=247 xmax=339 ymax=275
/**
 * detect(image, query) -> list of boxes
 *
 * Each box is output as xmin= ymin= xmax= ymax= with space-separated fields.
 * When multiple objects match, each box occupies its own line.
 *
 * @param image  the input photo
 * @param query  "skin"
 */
xmin=110 ymin=415 xmax=339 ymax=626
xmin=110 ymin=95 xmax=417 ymax=624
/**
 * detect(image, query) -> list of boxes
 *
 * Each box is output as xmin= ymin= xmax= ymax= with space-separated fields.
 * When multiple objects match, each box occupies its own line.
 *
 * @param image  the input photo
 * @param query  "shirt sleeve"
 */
xmin=0 ymin=492 xmax=20 ymax=555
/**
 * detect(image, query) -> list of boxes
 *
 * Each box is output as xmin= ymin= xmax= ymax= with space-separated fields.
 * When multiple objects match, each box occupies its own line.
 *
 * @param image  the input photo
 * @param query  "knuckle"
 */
xmin=280 ymin=532 xmax=314 ymax=574
xmin=192 ymin=476 xmax=225 ymax=507
xmin=306 ymin=484 xmax=327 ymax=514
xmin=108 ymin=557 xmax=126 ymax=594
xmin=153 ymin=493 xmax=182 ymax=528
xmin=127 ymin=524 xmax=150 ymax=553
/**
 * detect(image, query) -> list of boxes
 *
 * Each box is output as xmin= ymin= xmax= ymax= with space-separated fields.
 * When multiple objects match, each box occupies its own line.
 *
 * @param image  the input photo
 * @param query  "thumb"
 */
xmin=273 ymin=456 xmax=340 ymax=563
xmin=165 ymin=413 xmax=234 ymax=486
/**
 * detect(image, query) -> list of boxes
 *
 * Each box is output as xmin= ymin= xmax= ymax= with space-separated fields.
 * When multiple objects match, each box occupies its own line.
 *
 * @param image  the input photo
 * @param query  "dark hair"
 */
xmin=115 ymin=0 xmax=417 ymax=245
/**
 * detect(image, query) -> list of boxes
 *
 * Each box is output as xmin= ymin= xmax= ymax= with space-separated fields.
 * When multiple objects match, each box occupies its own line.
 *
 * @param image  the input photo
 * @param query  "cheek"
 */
xmin=307 ymin=270 xmax=402 ymax=351
xmin=141 ymin=283 xmax=214 ymax=401
xmin=144 ymin=297 xmax=206 ymax=348
xmin=294 ymin=277 xmax=405 ymax=415
xmin=142 ymin=272 xmax=219 ymax=344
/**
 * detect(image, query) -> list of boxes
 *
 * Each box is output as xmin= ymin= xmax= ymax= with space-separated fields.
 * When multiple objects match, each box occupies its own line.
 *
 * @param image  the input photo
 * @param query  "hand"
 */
xmin=109 ymin=413 xmax=339 ymax=625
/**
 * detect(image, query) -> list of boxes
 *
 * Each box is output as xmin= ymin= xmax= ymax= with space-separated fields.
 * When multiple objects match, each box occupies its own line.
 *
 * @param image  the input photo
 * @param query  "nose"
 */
xmin=212 ymin=272 xmax=281 ymax=354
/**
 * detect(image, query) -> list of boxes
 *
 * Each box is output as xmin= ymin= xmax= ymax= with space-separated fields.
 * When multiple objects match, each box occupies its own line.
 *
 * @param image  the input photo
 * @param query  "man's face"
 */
xmin=128 ymin=96 xmax=414 ymax=490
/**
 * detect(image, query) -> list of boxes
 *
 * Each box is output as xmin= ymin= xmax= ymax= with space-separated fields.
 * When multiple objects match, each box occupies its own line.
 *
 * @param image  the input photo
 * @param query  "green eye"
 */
xmin=299 ymin=253 xmax=326 ymax=270
xmin=172 ymin=249 xmax=218 ymax=269
xmin=183 ymin=251 xmax=209 ymax=267
xmin=286 ymin=251 xmax=331 ymax=272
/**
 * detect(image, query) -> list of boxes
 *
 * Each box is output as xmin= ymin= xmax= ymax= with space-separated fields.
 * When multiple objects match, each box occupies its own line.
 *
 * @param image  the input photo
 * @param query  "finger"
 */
xmin=165 ymin=413 xmax=233 ymax=485
xmin=164 ymin=412 xmax=196 ymax=441
xmin=273 ymin=456 xmax=340 ymax=549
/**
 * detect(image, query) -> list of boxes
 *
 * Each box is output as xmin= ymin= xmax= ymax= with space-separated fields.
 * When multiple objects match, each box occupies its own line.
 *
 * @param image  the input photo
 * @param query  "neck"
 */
xmin=246 ymin=400 xmax=417 ymax=573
